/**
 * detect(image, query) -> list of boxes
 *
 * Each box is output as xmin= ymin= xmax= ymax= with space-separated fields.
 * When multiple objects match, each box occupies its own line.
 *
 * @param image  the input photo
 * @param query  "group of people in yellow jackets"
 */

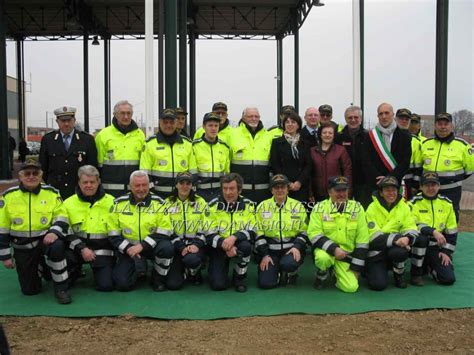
xmin=0 ymin=100 xmax=470 ymax=304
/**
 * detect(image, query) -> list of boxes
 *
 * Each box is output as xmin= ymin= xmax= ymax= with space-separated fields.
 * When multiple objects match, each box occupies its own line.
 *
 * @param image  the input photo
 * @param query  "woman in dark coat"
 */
xmin=310 ymin=122 xmax=352 ymax=202
xmin=270 ymin=111 xmax=311 ymax=202
xmin=18 ymin=138 xmax=29 ymax=163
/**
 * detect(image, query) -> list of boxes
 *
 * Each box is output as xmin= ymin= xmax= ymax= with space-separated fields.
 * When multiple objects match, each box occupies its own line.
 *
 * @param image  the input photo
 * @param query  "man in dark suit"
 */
xmin=363 ymin=102 xmax=412 ymax=193
xmin=300 ymin=107 xmax=320 ymax=148
xmin=39 ymin=106 xmax=98 ymax=199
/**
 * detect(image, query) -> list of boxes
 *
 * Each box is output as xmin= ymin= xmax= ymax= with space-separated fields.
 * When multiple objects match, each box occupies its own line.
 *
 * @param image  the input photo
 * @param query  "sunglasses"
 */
xmin=21 ymin=170 xmax=40 ymax=177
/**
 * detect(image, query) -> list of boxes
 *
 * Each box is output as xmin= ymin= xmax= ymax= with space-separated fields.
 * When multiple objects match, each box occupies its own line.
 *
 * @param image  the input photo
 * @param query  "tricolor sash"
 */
xmin=369 ymin=127 xmax=397 ymax=172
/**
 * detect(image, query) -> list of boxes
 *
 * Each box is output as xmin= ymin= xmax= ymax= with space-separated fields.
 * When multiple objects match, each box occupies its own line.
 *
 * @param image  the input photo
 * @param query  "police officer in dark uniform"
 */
xmin=39 ymin=106 xmax=98 ymax=199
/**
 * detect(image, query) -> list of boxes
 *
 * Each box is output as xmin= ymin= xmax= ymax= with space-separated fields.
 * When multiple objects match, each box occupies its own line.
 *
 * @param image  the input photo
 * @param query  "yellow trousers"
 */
xmin=314 ymin=249 xmax=359 ymax=293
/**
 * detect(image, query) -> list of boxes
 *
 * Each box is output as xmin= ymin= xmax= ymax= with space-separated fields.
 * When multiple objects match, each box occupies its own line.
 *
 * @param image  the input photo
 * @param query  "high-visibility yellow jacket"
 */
xmin=0 ymin=184 xmax=69 ymax=260
xmin=63 ymin=188 xmax=115 ymax=256
xmin=95 ymin=120 xmax=146 ymax=195
xmin=255 ymin=196 xmax=308 ymax=256
xmin=164 ymin=194 xmax=208 ymax=251
xmin=308 ymin=198 xmax=368 ymax=272
xmin=205 ymin=196 xmax=257 ymax=248
xmin=192 ymin=137 xmax=230 ymax=191
xmin=419 ymin=134 xmax=474 ymax=191
xmin=229 ymin=122 xmax=273 ymax=202
xmin=140 ymin=132 xmax=197 ymax=195
xmin=365 ymin=193 xmax=418 ymax=258
xmin=107 ymin=193 xmax=173 ymax=254
xmin=410 ymin=193 xmax=457 ymax=256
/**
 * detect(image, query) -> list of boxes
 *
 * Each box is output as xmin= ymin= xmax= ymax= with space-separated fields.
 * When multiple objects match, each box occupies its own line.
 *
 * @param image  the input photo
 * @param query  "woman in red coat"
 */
xmin=310 ymin=122 xmax=352 ymax=202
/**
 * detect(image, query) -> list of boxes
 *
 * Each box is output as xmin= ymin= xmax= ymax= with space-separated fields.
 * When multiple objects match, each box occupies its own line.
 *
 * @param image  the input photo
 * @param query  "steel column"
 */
xmin=158 ymin=0 xmax=164 ymax=114
xmin=0 ymin=0 xmax=10 ymax=179
xmin=435 ymin=0 xmax=449 ymax=115
xmin=294 ymin=30 xmax=299 ymax=113
xmin=179 ymin=0 xmax=187 ymax=111
xmin=189 ymin=30 xmax=196 ymax=136
xmin=104 ymin=35 xmax=111 ymax=127
xmin=83 ymin=31 xmax=90 ymax=132
xmin=276 ymin=36 xmax=283 ymax=122
xmin=165 ymin=0 xmax=178 ymax=108
xmin=16 ymin=38 xmax=25 ymax=139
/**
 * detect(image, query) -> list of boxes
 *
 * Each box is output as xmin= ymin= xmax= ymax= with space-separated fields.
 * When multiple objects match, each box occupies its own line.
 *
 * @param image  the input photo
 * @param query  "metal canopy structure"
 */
xmin=1 ymin=0 xmax=451 ymax=180
xmin=4 ymin=0 xmax=317 ymax=39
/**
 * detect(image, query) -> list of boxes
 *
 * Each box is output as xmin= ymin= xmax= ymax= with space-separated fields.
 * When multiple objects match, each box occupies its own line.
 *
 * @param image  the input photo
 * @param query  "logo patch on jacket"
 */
xmin=40 ymin=217 xmax=48 ymax=225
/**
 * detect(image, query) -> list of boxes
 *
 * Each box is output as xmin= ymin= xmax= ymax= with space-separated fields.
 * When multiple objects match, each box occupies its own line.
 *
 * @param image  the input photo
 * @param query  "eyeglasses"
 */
xmin=117 ymin=111 xmax=132 ymax=117
xmin=21 ymin=170 xmax=40 ymax=177
xmin=346 ymin=116 xmax=360 ymax=120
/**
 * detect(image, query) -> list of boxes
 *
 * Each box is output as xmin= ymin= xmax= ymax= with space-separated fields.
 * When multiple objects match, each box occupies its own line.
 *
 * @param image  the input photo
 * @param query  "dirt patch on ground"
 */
xmin=0 ymin=209 xmax=472 ymax=353
xmin=2 ymin=309 xmax=474 ymax=353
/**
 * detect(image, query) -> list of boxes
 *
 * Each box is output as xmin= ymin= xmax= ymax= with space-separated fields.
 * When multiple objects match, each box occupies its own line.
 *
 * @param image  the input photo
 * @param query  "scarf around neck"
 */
xmin=376 ymin=120 xmax=397 ymax=149
xmin=284 ymin=133 xmax=300 ymax=159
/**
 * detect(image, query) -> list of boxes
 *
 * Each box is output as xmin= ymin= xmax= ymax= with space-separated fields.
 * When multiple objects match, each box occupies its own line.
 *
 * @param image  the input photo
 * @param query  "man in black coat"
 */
xmin=300 ymin=107 xmax=320 ymax=148
xmin=363 ymin=102 xmax=412 ymax=193
xmin=338 ymin=106 xmax=371 ymax=208
xmin=39 ymin=106 xmax=98 ymax=199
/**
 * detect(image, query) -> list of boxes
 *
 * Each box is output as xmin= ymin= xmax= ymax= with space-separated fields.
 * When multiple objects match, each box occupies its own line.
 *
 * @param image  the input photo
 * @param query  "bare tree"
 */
xmin=452 ymin=110 xmax=473 ymax=136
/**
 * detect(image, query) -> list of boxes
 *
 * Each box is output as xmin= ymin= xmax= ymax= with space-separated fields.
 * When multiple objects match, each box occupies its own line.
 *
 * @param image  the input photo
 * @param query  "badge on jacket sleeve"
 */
xmin=0 ymin=200 xmax=4 ymax=208
xmin=368 ymin=221 xmax=375 ymax=229
xmin=40 ymin=217 xmax=48 ymax=225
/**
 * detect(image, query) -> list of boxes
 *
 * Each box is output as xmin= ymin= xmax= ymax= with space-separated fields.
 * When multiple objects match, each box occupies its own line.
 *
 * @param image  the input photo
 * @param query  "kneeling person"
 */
xmin=63 ymin=165 xmax=116 ymax=291
xmin=0 ymin=159 xmax=71 ymax=304
xmin=255 ymin=174 xmax=308 ymax=289
xmin=107 ymin=171 xmax=175 ymax=291
xmin=365 ymin=176 xmax=418 ymax=290
xmin=308 ymin=176 xmax=368 ymax=293
xmin=410 ymin=172 xmax=457 ymax=285
xmin=206 ymin=173 xmax=256 ymax=292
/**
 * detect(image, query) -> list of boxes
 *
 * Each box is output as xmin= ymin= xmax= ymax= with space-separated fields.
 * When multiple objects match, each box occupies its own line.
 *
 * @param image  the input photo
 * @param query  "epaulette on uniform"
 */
xmin=217 ymin=139 xmax=230 ymax=149
xmin=41 ymin=184 xmax=60 ymax=195
xmin=410 ymin=195 xmax=424 ymax=204
xmin=422 ymin=137 xmax=435 ymax=145
xmin=114 ymin=194 xmax=130 ymax=204
xmin=181 ymin=135 xmax=192 ymax=143
xmin=208 ymin=197 xmax=219 ymax=207
xmin=192 ymin=138 xmax=203 ymax=145
xmin=268 ymin=125 xmax=280 ymax=131
xmin=453 ymin=137 xmax=469 ymax=146
xmin=1 ymin=186 xmax=20 ymax=197
xmin=411 ymin=134 xmax=421 ymax=142
xmin=43 ymin=129 xmax=58 ymax=137
xmin=151 ymin=195 xmax=165 ymax=204
xmin=146 ymin=135 xmax=157 ymax=143
xmin=438 ymin=194 xmax=453 ymax=204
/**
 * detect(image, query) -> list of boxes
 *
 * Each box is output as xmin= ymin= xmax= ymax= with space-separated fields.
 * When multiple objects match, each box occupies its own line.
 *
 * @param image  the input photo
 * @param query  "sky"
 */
xmin=5 ymin=0 xmax=473 ymax=132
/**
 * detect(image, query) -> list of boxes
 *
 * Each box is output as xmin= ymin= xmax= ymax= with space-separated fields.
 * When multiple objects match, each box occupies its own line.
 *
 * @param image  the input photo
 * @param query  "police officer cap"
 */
xmin=160 ymin=108 xmax=177 ymax=120
xmin=212 ymin=102 xmax=228 ymax=111
xmin=318 ymin=104 xmax=333 ymax=115
xmin=270 ymin=174 xmax=290 ymax=188
xmin=54 ymin=106 xmax=77 ymax=119
xmin=396 ymin=108 xmax=412 ymax=118
xmin=203 ymin=112 xmax=221 ymax=124
xmin=378 ymin=176 xmax=399 ymax=189
xmin=328 ymin=176 xmax=349 ymax=190
xmin=411 ymin=113 xmax=421 ymax=123
xmin=421 ymin=172 xmax=440 ymax=185
xmin=176 ymin=171 xmax=193 ymax=184
xmin=435 ymin=112 xmax=452 ymax=122
xmin=175 ymin=107 xmax=188 ymax=115
xmin=19 ymin=158 xmax=41 ymax=171
xmin=280 ymin=105 xmax=296 ymax=114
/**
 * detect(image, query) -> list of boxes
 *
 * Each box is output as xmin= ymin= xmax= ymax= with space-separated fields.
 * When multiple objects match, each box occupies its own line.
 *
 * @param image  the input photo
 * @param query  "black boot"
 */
xmin=55 ymin=289 xmax=72 ymax=304
xmin=233 ymin=276 xmax=247 ymax=293
xmin=410 ymin=275 xmax=424 ymax=287
xmin=394 ymin=273 xmax=407 ymax=288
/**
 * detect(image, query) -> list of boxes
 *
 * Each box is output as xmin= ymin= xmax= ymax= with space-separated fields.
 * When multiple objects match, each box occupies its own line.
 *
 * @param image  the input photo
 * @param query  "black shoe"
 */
xmin=410 ymin=275 xmax=424 ymax=287
xmin=394 ymin=273 xmax=407 ymax=288
xmin=152 ymin=282 xmax=166 ymax=292
xmin=313 ymin=277 xmax=323 ymax=290
xmin=187 ymin=271 xmax=203 ymax=286
xmin=279 ymin=272 xmax=288 ymax=286
xmin=288 ymin=273 xmax=298 ymax=285
xmin=233 ymin=278 xmax=247 ymax=293
xmin=55 ymin=290 xmax=72 ymax=304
